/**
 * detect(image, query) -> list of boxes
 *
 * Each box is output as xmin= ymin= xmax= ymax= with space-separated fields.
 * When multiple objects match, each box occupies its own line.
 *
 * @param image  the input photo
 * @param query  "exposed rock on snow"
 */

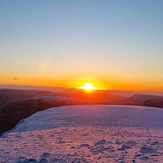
xmin=1 ymin=127 xmax=163 ymax=162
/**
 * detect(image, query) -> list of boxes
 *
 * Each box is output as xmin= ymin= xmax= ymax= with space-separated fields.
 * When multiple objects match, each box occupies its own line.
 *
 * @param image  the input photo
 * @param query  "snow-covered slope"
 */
xmin=1 ymin=105 xmax=163 ymax=163
xmin=13 ymin=105 xmax=163 ymax=132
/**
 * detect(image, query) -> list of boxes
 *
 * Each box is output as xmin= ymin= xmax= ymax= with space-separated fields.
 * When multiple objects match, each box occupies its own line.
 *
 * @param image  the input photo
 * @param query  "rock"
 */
xmin=16 ymin=158 xmax=37 ymax=163
xmin=151 ymin=154 xmax=160 ymax=157
xmin=40 ymin=153 xmax=50 ymax=158
xmin=79 ymin=144 xmax=90 ymax=148
xmin=126 ymin=141 xmax=137 ymax=146
xmin=26 ymin=159 xmax=38 ymax=163
xmin=119 ymin=144 xmax=131 ymax=150
xmin=16 ymin=158 xmax=28 ymax=163
xmin=39 ymin=158 xmax=48 ymax=163
xmin=151 ymin=141 xmax=159 ymax=145
xmin=140 ymin=146 xmax=156 ymax=154
xmin=58 ymin=139 xmax=65 ymax=144
xmin=51 ymin=158 xmax=66 ymax=162
xmin=71 ymin=146 xmax=75 ymax=149
xmin=106 ymin=141 xmax=113 ymax=144
xmin=135 ymin=154 xmax=141 ymax=157
xmin=16 ymin=160 xmax=29 ymax=163
xmin=90 ymin=145 xmax=105 ymax=155
xmin=115 ymin=139 xmax=123 ymax=145
xmin=95 ymin=139 xmax=106 ymax=146
xmin=139 ymin=156 xmax=149 ymax=160
xmin=119 ymin=160 xmax=125 ymax=163
xmin=72 ymin=157 xmax=89 ymax=163
xmin=97 ymin=156 xmax=102 ymax=160
xmin=39 ymin=153 xmax=89 ymax=163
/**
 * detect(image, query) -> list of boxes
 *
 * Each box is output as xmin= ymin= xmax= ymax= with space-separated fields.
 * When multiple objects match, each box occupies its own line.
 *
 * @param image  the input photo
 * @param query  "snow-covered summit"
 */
xmin=13 ymin=105 xmax=163 ymax=132
xmin=1 ymin=105 xmax=163 ymax=163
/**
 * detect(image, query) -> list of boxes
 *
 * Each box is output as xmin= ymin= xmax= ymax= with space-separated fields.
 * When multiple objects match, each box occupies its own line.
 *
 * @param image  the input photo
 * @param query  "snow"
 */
xmin=1 ymin=105 xmax=163 ymax=163
xmin=12 ymin=105 xmax=163 ymax=132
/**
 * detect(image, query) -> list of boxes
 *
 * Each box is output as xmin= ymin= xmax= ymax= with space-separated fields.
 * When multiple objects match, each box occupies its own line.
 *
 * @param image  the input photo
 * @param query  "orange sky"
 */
xmin=1 ymin=1 xmax=163 ymax=93
xmin=1 ymin=73 xmax=163 ymax=93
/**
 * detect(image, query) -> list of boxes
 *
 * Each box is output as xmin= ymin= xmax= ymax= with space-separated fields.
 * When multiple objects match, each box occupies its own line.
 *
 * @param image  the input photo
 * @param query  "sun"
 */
xmin=75 ymin=78 xmax=109 ymax=92
xmin=80 ymin=83 xmax=96 ymax=92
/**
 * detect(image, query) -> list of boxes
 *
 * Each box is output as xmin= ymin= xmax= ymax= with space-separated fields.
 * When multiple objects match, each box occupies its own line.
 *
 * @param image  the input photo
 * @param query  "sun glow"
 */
xmin=74 ymin=77 xmax=110 ymax=92
xmin=80 ymin=82 xmax=96 ymax=92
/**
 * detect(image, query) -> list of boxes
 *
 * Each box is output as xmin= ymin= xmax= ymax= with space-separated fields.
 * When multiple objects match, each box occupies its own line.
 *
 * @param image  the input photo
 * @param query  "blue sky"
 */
xmin=0 ymin=0 xmax=163 ymax=90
